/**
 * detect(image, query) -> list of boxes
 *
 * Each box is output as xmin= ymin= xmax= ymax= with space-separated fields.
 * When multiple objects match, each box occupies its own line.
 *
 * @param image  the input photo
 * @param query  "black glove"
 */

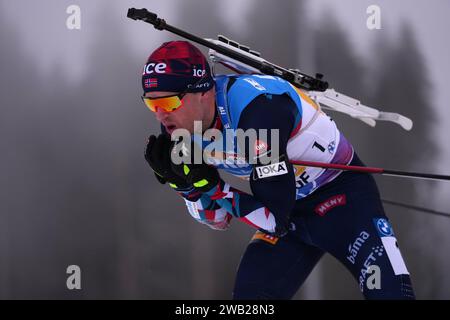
xmin=170 ymin=140 xmax=220 ymax=193
xmin=144 ymin=134 xmax=190 ymax=190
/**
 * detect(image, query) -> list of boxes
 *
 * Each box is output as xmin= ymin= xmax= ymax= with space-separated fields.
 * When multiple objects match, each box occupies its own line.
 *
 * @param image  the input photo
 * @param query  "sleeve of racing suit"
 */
xmin=237 ymin=93 xmax=298 ymax=236
xmin=175 ymin=93 xmax=299 ymax=236
xmin=160 ymin=124 xmax=234 ymax=231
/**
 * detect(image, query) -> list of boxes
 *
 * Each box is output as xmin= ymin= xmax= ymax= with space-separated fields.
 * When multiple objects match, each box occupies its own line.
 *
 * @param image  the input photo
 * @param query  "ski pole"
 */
xmin=290 ymin=160 xmax=450 ymax=181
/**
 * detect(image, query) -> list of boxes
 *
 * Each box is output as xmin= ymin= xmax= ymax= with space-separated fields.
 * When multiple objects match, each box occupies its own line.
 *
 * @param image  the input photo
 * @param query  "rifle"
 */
xmin=127 ymin=8 xmax=450 ymax=183
xmin=127 ymin=8 xmax=412 ymax=131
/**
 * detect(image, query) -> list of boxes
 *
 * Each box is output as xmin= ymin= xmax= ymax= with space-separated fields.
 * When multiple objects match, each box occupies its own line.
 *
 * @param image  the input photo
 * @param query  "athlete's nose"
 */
xmin=155 ymin=107 xmax=170 ymax=122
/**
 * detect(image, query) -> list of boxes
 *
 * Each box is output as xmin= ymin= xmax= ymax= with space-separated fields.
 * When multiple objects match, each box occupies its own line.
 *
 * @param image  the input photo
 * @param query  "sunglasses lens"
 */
xmin=142 ymin=95 xmax=182 ymax=112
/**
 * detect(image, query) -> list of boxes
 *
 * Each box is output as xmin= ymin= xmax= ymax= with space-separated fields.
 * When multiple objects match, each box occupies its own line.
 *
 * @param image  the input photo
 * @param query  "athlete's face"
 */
xmin=145 ymin=88 xmax=216 ymax=134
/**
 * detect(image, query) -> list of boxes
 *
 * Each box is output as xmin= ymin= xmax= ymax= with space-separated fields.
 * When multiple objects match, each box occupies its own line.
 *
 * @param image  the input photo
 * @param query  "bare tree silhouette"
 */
xmin=174 ymin=0 xmax=242 ymax=299
xmin=312 ymin=12 xmax=369 ymax=299
xmin=366 ymin=24 xmax=440 ymax=299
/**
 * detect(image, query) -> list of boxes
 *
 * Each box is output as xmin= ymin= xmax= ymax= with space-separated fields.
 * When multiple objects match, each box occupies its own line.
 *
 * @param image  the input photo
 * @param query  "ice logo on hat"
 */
xmin=193 ymin=67 xmax=206 ymax=77
xmin=142 ymin=62 xmax=167 ymax=75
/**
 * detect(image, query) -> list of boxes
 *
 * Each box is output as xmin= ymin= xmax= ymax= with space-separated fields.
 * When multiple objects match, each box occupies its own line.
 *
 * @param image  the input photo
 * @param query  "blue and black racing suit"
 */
xmin=171 ymin=74 xmax=415 ymax=300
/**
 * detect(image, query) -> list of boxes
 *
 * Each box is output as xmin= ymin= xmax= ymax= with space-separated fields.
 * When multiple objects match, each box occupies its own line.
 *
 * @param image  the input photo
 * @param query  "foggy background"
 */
xmin=1 ymin=0 xmax=449 ymax=299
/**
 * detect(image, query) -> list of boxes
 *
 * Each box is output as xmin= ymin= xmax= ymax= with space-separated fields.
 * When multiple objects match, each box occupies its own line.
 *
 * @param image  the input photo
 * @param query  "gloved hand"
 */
xmin=144 ymin=134 xmax=191 ymax=190
xmin=170 ymin=140 xmax=220 ymax=193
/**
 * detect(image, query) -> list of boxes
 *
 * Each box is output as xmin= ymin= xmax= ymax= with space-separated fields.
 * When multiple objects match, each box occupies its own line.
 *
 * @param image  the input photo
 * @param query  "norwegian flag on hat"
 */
xmin=144 ymin=78 xmax=158 ymax=89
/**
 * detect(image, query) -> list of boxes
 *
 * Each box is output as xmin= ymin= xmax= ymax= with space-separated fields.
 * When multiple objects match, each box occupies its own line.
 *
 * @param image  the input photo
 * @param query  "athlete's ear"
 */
xmin=200 ymin=88 xmax=214 ymax=105
xmin=202 ymin=87 xmax=215 ymax=98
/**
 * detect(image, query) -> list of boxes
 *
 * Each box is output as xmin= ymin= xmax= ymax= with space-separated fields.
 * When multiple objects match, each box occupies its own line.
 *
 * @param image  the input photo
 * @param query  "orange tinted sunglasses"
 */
xmin=141 ymin=76 xmax=207 ymax=112
xmin=141 ymin=92 xmax=186 ymax=113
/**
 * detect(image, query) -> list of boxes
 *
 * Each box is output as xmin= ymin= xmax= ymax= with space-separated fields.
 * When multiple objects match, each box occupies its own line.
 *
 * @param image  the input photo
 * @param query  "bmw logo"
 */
xmin=376 ymin=218 xmax=393 ymax=236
